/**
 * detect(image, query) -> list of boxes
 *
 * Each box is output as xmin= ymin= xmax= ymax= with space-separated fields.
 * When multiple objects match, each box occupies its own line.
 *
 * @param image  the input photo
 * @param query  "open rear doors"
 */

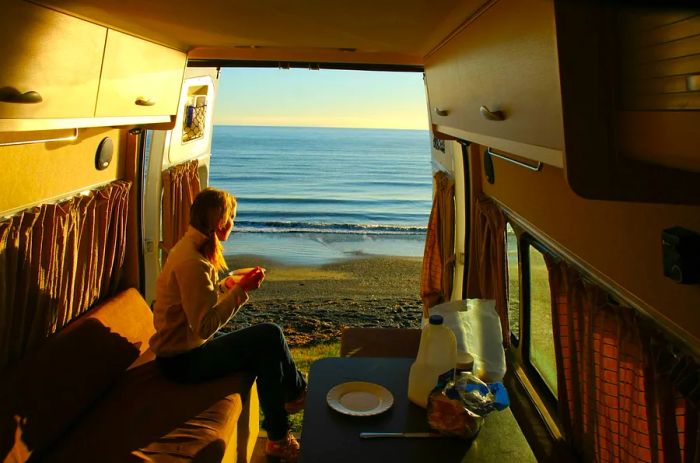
xmin=142 ymin=67 xmax=219 ymax=303
xmin=429 ymin=136 xmax=468 ymax=301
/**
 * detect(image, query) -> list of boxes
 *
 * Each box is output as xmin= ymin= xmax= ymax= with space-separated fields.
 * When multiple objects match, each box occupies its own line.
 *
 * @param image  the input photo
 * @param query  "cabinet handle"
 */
xmin=434 ymin=107 xmax=449 ymax=117
xmin=0 ymin=89 xmax=43 ymax=104
xmin=480 ymin=105 xmax=505 ymax=121
xmin=135 ymin=97 xmax=156 ymax=106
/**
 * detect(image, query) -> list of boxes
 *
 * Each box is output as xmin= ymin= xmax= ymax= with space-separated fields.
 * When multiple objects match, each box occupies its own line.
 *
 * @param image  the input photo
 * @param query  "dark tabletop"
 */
xmin=299 ymin=357 xmax=536 ymax=463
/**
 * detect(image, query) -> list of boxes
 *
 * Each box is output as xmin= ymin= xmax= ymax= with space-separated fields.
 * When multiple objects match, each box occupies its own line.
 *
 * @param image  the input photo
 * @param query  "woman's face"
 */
xmin=215 ymin=206 xmax=236 ymax=242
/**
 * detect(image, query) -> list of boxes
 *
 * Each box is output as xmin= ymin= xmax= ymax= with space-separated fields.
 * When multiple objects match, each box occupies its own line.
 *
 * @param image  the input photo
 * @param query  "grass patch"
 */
xmin=260 ymin=340 xmax=341 ymax=434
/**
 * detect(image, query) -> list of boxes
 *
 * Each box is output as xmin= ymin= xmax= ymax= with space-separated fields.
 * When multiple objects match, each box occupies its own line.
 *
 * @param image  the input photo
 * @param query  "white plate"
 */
xmin=326 ymin=381 xmax=394 ymax=416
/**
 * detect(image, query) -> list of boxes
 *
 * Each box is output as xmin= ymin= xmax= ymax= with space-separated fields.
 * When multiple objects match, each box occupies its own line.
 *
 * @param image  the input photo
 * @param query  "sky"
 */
xmin=213 ymin=68 xmax=429 ymax=130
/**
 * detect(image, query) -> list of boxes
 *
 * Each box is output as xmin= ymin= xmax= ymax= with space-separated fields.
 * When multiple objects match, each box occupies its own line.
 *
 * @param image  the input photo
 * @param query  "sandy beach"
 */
xmin=221 ymin=255 xmax=424 ymax=347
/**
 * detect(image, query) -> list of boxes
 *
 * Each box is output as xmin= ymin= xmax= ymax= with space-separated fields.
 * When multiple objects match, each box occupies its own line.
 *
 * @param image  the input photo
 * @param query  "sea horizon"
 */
xmin=213 ymin=123 xmax=430 ymax=132
xmin=209 ymin=125 xmax=433 ymax=266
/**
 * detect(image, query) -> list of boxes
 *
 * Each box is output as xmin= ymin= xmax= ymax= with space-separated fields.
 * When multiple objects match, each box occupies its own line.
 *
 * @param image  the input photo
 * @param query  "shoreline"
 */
xmin=221 ymin=254 xmax=424 ymax=347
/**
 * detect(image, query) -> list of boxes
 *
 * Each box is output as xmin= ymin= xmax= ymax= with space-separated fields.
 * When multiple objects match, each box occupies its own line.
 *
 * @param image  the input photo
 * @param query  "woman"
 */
xmin=149 ymin=187 xmax=306 ymax=462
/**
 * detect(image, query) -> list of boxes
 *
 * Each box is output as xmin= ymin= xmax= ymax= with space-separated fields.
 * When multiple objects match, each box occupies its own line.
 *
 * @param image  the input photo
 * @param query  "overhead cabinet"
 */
xmin=0 ymin=1 xmax=186 ymax=130
xmin=556 ymin=2 xmax=700 ymax=204
xmin=0 ymin=1 xmax=105 ymax=120
xmin=424 ymin=0 xmax=564 ymax=167
xmin=96 ymin=30 xmax=186 ymax=118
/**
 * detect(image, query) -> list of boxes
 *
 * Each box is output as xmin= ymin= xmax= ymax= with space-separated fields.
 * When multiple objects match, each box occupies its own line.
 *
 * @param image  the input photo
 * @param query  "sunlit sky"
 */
xmin=214 ymin=68 xmax=429 ymax=130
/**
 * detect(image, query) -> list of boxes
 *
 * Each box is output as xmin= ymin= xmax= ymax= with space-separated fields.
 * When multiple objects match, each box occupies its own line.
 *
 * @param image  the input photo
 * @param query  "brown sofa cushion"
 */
xmin=1 ymin=288 xmax=259 ymax=463
xmin=44 ymin=352 xmax=258 ymax=463
xmin=0 ymin=289 xmax=152 ymax=462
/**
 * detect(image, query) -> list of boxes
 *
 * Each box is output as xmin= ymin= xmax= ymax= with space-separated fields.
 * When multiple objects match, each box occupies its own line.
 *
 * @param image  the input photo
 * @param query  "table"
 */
xmin=299 ymin=357 xmax=536 ymax=463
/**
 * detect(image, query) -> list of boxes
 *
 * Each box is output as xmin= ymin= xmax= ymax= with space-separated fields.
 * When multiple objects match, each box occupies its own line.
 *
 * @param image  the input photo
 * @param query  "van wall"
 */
xmin=0 ymin=128 xmax=125 ymax=215
xmin=0 ymin=126 xmax=141 ymax=290
xmin=478 ymin=147 xmax=700 ymax=351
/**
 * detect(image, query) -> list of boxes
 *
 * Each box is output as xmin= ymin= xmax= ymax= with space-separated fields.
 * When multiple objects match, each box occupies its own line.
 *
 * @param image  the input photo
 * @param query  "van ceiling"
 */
xmin=35 ymin=0 xmax=491 ymax=65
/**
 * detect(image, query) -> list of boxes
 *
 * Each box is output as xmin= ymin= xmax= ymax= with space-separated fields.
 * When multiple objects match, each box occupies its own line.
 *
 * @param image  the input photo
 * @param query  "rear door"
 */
xmin=142 ymin=67 xmax=219 ymax=303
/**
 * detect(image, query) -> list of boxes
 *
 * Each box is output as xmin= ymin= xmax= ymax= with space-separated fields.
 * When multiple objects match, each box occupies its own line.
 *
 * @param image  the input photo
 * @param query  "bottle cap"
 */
xmin=456 ymin=352 xmax=474 ymax=371
xmin=428 ymin=314 xmax=443 ymax=325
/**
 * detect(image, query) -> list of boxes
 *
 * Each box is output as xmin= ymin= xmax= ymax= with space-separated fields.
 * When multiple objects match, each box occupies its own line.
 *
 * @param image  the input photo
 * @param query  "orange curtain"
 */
xmin=546 ymin=256 xmax=698 ymax=463
xmin=420 ymin=171 xmax=456 ymax=316
xmin=0 ymin=181 xmax=131 ymax=371
xmin=465 ymin=195 xmax=509 ymax=347
xmin=161 ymin=160 xmax=200 ymax=256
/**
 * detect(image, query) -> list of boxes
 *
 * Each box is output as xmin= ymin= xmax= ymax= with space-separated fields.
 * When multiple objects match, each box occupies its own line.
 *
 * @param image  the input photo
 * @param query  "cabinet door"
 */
xmin=425 ymin=0 xmax=563 ymax=153
xmin=557 ymin=2 xmax=700 ymax=204
xmin=96 ymin=30 xmax=186 ymax=118
xmin=0 ymin=1 xmax=105 ymax=119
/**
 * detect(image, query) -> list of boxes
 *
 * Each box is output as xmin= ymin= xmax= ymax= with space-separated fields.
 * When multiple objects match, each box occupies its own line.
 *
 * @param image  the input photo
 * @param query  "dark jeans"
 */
xmin=156 ymin=323 xmax=306 ymax=440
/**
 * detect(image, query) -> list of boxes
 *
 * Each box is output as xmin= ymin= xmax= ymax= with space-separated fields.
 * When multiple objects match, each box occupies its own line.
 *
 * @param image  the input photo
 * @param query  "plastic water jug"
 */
xmin=463 ymin=299 xmax=506 ymax=382
xmin=429 ymin=299 xmax=507 ymax=382
xmin=408 ymin=314 xmax=457 ymax=408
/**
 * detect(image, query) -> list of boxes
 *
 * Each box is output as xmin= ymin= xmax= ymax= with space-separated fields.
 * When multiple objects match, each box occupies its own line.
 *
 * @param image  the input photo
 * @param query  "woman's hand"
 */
xmin=236 ymin=266 xmax=266 ymax=292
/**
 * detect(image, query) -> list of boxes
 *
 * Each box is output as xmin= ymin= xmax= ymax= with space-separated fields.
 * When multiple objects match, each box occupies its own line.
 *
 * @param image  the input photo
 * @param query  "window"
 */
xmin=525 ymin=242 xmax=557 ymax=397
xmin=506 ymin=223 xmax=520 ymax=343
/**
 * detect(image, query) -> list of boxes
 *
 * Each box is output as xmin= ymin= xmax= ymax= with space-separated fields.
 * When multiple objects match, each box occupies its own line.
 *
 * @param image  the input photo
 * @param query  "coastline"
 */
xmin=221 ymin=254 xmax=424 ymax=347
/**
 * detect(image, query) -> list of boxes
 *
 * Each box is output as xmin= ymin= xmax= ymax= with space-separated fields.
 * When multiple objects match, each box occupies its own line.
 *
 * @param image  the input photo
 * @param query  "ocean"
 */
xmin=209 ymin=125 xmax=433 ymax=265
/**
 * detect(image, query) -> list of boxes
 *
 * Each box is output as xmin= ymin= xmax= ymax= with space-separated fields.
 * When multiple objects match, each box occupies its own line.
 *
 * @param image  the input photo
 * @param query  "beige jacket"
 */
xmin=149 ymin=226 xmax=248 ymax=357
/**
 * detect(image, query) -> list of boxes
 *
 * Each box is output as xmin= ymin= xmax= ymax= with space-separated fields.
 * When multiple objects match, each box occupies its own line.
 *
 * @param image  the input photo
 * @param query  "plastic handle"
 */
xmin=0 ymin=90 xmax=43 ymax=104
xmin=135 ymin=97 xmax=156 ymax=106
xmin=434 ymin=107 xmax=448 ymax=117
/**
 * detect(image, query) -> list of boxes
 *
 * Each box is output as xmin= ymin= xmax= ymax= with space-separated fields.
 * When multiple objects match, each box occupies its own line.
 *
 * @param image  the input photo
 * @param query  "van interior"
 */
xmin=1 ymin=0 xmax=699 ymax=462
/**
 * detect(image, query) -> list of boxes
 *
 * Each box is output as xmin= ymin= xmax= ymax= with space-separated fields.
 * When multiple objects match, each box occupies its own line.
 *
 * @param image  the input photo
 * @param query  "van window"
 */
xmin=526 ymin=243 xmax=557 ymax=396
xmin=506 ymin=222 xmax=520 ymax=344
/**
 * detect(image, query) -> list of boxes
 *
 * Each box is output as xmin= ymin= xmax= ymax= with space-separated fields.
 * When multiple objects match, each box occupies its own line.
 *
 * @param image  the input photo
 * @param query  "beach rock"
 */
xmin=224 ymin=297 xmax=423 ymax=347
xmin=221 ymin=255 xmax=425 ymax=347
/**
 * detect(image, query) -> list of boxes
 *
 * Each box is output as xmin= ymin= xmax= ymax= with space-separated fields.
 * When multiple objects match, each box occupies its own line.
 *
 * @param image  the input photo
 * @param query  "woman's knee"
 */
xmin=255 ymin=323 xmax=289 ymax=355
xmin=256 ymin=322 xmax=285 ymax=342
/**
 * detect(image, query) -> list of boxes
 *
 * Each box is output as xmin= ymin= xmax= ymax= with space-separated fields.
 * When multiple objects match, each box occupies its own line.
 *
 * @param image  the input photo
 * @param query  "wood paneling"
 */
xmin=0 ymin=128 xmax=123 ymax=215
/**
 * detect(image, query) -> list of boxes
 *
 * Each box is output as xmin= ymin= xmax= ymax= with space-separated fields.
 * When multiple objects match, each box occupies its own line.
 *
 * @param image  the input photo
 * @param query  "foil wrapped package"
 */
xmin=426 ymin=370 xmax=509 ymax=439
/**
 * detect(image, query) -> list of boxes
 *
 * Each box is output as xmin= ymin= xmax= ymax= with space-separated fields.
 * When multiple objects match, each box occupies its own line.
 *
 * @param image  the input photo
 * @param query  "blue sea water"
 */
xmin=209 ymin=125 xmax=433 ymax=265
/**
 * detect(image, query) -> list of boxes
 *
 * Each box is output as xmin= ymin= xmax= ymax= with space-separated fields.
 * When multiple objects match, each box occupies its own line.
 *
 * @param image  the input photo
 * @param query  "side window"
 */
xmin=506 ymin=223 xmax=520 ymax=344
xmin=525 ymin=242 xmax=557 ymax=397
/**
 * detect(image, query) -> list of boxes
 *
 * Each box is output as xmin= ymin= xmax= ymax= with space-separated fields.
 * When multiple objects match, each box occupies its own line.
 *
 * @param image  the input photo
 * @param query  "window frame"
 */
xmin=505 ymin=220 xmax=521 ymax=347
xmin=520 ymin=234 xmax=558 ymax=410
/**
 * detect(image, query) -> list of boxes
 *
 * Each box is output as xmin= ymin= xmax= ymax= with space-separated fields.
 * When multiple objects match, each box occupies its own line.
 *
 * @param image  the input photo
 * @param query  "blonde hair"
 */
xmin=189 ymin=187 xmax=237 ymax=272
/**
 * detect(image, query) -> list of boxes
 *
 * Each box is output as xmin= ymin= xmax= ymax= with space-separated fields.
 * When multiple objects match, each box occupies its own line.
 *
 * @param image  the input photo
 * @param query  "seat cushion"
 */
xmin=44 ymin=353 xmax=259 ymax=463
xmin=0 ymin=289 xmax=153 ymax=462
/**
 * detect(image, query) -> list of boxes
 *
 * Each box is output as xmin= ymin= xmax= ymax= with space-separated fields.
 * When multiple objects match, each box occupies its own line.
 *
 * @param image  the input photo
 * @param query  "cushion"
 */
xmin=0 ymin=288 xmax=152 ymax=462
xmin=44 ymin=354 xmax=259 ymax=463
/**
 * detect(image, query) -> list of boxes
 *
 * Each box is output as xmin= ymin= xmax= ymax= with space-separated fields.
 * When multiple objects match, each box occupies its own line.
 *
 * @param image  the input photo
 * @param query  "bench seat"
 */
xmin=0 ymin=288 xmax=259 ymax=463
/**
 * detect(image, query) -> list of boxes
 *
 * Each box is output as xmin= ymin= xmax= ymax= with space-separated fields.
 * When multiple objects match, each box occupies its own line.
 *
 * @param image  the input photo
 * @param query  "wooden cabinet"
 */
xmin=424 ymin=0 xmax=563 ymax=167
xmin=0 ymin=1 xmax=106 ymax=120
xmin=556 ymin=2 xmax=700 ymax=204
xmin=96 ymin=30 xmax=186 ymax=118
xmin=0 ymin=3 xmax=185 ymax=131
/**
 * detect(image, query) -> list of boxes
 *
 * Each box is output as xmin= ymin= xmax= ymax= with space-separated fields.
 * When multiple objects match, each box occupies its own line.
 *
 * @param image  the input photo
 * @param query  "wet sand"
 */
xmin=221 ymin=255 xmax=424 ymax=347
